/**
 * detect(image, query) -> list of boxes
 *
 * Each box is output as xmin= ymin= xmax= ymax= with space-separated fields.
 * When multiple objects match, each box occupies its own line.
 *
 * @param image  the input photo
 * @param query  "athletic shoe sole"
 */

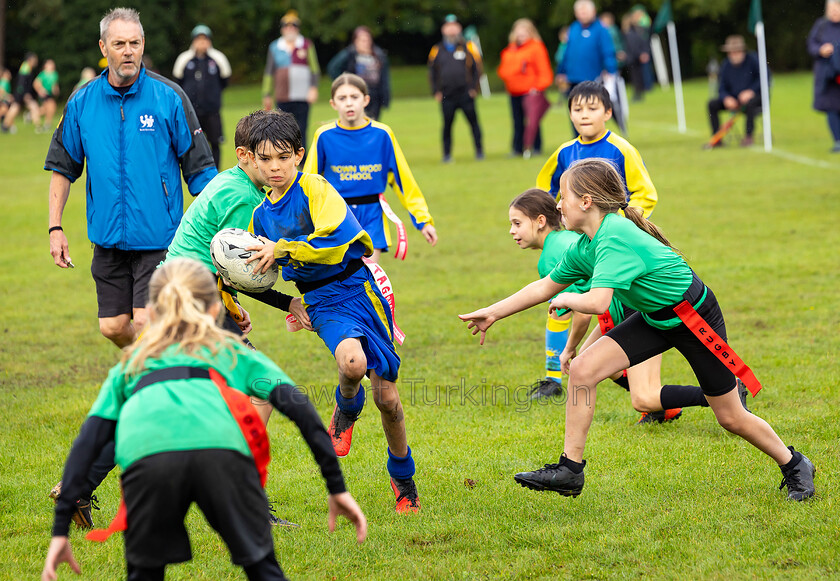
xmin=513 ymin=474 xmax=582 ymax=497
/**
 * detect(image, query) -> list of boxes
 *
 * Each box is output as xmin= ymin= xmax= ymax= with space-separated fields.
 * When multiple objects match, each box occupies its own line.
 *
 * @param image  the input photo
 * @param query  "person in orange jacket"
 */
xmin=497 ymin=19 xmax=554 ymax=159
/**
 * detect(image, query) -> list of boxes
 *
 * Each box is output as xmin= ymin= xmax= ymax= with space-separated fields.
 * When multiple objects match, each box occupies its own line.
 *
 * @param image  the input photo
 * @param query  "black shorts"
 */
xmin=121 ymin=449 xmax=274 ymax=568
xmin=607 ymin=285 xmax=737 ymax=397
xmin=91 ymin=246 xmax=166 ymax=318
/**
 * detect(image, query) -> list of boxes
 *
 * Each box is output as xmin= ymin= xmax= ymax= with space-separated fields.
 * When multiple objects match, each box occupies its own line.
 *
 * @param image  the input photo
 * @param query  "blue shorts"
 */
xmin=347 ymin=201 xmax=388 ymax=250
xmin=304 ymin=268 xmax=400 ymax=382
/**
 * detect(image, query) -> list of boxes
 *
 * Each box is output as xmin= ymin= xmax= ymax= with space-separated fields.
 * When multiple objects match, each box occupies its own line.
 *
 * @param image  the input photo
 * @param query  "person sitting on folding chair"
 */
xmin=707 ymin=35 xmax=765 ymax=148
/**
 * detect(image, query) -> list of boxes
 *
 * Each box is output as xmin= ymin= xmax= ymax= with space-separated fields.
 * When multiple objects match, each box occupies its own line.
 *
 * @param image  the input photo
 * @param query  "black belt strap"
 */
xmin=646 ymin=271 xmax=706 ymax=322
xmin=295 ymin=257 xmax=365 ymax=294
xmin=132 ymin=366 xmax=211 ymax=395
xmin=343 ymin=194 xmax=380 ymax=205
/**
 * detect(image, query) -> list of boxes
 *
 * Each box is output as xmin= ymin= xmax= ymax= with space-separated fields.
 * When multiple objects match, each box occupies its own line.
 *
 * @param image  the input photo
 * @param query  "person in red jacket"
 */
xmin=497 ymin=19 xmax=554 ymax=159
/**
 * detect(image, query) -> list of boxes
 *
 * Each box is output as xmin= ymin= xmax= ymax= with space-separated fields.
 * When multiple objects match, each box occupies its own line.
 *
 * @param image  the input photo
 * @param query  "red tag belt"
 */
xmin=87 ymin=369 xmax=269 ymax=541
xmin=672 ymin=301 xmax=762 ymax=396
xmin=378 ymin=194 xmax=408 ymax=260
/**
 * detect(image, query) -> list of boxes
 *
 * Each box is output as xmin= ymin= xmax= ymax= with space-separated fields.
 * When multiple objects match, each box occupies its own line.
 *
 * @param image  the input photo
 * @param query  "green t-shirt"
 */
xmin=549 ymin=213 xmax=693 ymax=329
xmin=166 ymin=166 xmax=265 ymax=273
xmin=88 ymin=341 xmax=295 ymax=470
xmin=538 ymin=229 xmax=589 ymax=295
xmin=36 ymin=70 xmax=59 ymax=95
xmin=0 ymin=78 xmax=10 ymax=97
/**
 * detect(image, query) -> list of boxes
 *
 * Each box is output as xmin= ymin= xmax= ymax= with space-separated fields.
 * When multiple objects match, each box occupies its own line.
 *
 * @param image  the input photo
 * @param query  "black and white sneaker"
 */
xmin=514 ymin=455 xmax=585 ymax=497
xmin=779 ymin=446 xmax=816 ymax=501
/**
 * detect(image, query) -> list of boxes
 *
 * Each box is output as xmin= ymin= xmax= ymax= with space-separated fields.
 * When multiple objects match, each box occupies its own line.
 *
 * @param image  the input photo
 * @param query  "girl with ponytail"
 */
xmin=43 ymin=258 xmax=366 ymax=581
xmin=461 ymin=158 xmax=815 ymax=502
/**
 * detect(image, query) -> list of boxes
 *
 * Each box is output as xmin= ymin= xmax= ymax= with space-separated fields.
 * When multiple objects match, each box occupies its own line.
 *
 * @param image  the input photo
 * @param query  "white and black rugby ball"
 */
xmin=210 ymin=228 xmax=279 ymax=293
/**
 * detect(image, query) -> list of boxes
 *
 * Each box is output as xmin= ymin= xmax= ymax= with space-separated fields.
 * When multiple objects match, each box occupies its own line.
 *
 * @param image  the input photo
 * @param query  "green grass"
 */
xmin=1 ymin=69 xmax=839 ymax=580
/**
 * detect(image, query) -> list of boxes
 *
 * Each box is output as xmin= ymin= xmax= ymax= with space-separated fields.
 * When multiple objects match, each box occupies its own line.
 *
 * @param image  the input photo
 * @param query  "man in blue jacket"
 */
xmin=707 ymin=35 xmax=764 ymax=147
xmin=46 ymin=7 xmax=217 ymax=348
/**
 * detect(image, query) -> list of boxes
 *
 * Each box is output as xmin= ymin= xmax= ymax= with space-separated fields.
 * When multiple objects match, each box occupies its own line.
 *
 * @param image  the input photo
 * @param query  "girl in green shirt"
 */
xmin=509 ymin=188 xmax=704 ymax=422
xmin=461 ymin=159 xmax=815 ymax=502
xmin=43 ymin=258 xmax=367 ymax=580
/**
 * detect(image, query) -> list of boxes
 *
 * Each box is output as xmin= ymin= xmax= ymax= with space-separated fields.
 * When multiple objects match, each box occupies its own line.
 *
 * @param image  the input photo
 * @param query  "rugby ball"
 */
xmin=210 ymin=228 xmax=279 ymax=293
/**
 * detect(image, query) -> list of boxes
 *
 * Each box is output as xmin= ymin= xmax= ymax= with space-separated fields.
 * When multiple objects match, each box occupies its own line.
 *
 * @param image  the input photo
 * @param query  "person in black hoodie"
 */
xmin=427 ymin=14 xmax=484 ymax=163
xmin=173 ymin=25 xmax=232 ymax=168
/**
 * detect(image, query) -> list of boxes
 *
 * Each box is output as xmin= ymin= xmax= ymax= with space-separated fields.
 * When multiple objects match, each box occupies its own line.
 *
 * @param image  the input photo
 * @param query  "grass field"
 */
xmin=1 ymin=69 xmax=839 ymax=580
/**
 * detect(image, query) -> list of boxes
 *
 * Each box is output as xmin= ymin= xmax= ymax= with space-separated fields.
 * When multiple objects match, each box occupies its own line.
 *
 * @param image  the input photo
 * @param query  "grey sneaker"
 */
xmin=527 ymin=378 xmax=563 ymax=400
xmin=514 ymin=455 xmax=585 ymax=497
xmin=779 ymin=447 xmax=816 ymax=501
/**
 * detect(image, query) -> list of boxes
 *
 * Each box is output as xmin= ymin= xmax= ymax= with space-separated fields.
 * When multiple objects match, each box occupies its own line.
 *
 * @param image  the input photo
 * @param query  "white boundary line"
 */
xmin=633 ymin=121 xmax=840 ymax=171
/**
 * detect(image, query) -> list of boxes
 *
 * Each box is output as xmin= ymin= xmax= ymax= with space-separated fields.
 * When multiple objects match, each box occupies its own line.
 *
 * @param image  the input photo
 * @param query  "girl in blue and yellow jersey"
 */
xmin=509 ymin=189 xmax=707 ymax=423
xmin=42 ymin=258 xmax=366 ymax=581
xmin=461 ymin=159 xmax=815 ymax=502
xmin=245 ymin=112 xmax=421 ymax=514
xmin=536 ymin=81 xmax=657 ymax=218
xmin=303 ymin=73 xmax=437 ymax=263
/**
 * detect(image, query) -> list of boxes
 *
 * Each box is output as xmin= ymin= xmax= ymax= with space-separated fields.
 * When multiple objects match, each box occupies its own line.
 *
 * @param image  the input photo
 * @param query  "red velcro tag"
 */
xmin=209 ymin=369 xmax=271 ymax=487
xmin=86 ymin=496 xmax=127 ymax=542
xmin=672 ymin=301 xmax=762 ymax=396
xmin=597 ymin=310 xmax=615 ymax=335
xmin=378 ymin=194 xmax=408 ymax=261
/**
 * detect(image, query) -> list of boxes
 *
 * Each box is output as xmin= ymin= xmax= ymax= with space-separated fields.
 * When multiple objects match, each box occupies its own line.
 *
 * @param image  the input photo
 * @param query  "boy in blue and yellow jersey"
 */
xmin=303 ymin=73 xmax=437 ymax=263
xmin=165 ymin=109 xmax=310 ymax=342
xmin=536 ymin=81 xmax=657 ymax=218
xmin=246 ymin=112 xmax=421 ymax=514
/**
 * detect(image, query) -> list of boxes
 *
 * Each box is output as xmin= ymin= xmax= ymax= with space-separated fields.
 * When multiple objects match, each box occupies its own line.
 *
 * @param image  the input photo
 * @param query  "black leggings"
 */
xmin=127 ymin=552 xmax=287 ymax=581
xmin=607 ymin=286 xmax=738 ymax=397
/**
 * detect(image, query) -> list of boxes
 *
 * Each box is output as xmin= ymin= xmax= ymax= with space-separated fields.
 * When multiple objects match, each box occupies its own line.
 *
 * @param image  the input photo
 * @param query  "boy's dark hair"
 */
xmin=247 ymin=110 xmax=303 ymax=156
xmin=567 ymin=81 xmax=612 ymax=112
xmin=234 ymin=110 xmax=279 ymax=149
xmin=510 ymin=188 xmax=562 ymax=231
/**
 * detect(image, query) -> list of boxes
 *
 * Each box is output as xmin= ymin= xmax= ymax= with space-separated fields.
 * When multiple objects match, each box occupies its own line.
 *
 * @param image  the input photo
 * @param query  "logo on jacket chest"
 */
xmin=139 ymin=114 xmax=155 ymax=131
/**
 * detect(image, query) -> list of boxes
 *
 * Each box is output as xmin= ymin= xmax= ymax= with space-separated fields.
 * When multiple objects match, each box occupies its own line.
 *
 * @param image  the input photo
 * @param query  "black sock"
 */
xmin=612 ymin=375 xmax=630 ymax=391
xmin=560 ymin=455 xmax=586 ymax=474
xmin=660 ymin=384 xmax=709 ymax=409
xmin=782 ymin=447 xmax=802 ymax=470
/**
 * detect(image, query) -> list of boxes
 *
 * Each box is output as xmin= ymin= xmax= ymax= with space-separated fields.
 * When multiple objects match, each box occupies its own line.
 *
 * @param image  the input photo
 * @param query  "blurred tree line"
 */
xmin=0 ymin=0 xmax=825 ymax=92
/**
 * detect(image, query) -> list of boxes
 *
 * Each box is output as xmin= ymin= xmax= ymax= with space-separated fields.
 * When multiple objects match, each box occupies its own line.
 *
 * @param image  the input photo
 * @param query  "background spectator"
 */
xmin=707 ymin=35 xmax=763 ymax=148
xmin=34 ymin=59 xmax=60 ymax=133
xmin=173 ymin=24 xmax=233 ymax=169
xmin=327 ymin=26 xmax=391 ymax=120
xmin=497 ymin=18 xmax=553 ymax=158
xmin=1 ymin=52 xmax=42 ymax=134
xmin=807 ymin=0 xmax=840 ymax=152
xmin=427 ymin=14 xmax=484 ymax=162
xmin=622 ymin=11 xmax=651 ymax=102
xmin=262 ymin=10 xmax=320 ymax=150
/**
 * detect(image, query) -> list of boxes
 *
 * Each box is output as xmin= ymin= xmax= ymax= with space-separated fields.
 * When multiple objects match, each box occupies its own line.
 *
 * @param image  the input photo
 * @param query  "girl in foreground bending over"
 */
xmin=42 ymin=258 xmax=365 ymax=581
xmin=460 ymin=158 xmax=815 ymax=501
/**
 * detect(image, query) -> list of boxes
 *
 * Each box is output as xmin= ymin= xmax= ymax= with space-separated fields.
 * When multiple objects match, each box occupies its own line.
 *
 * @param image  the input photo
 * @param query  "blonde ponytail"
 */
xmin=122 ymin=258 xmax=242 ymax=375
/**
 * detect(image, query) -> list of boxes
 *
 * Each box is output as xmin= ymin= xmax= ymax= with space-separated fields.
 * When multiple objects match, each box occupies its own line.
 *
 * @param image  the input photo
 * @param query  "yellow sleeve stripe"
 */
xmin=607 ymin=134 xmax=658 ymax=219
xmin=372 ymin=121 xmax=434 ymax=227
xmin=536 ymin=146 xmax=563 ymax=194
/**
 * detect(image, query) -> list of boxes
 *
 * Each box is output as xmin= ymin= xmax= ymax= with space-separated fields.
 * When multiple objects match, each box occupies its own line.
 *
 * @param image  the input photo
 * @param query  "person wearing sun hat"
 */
xmin=173 ymin=24 xmax=232 ymax=169
xmin=262 ymin=10 xmax=321 ymax=151
xmin=706 ymin=34 xmax=764 ymax=148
